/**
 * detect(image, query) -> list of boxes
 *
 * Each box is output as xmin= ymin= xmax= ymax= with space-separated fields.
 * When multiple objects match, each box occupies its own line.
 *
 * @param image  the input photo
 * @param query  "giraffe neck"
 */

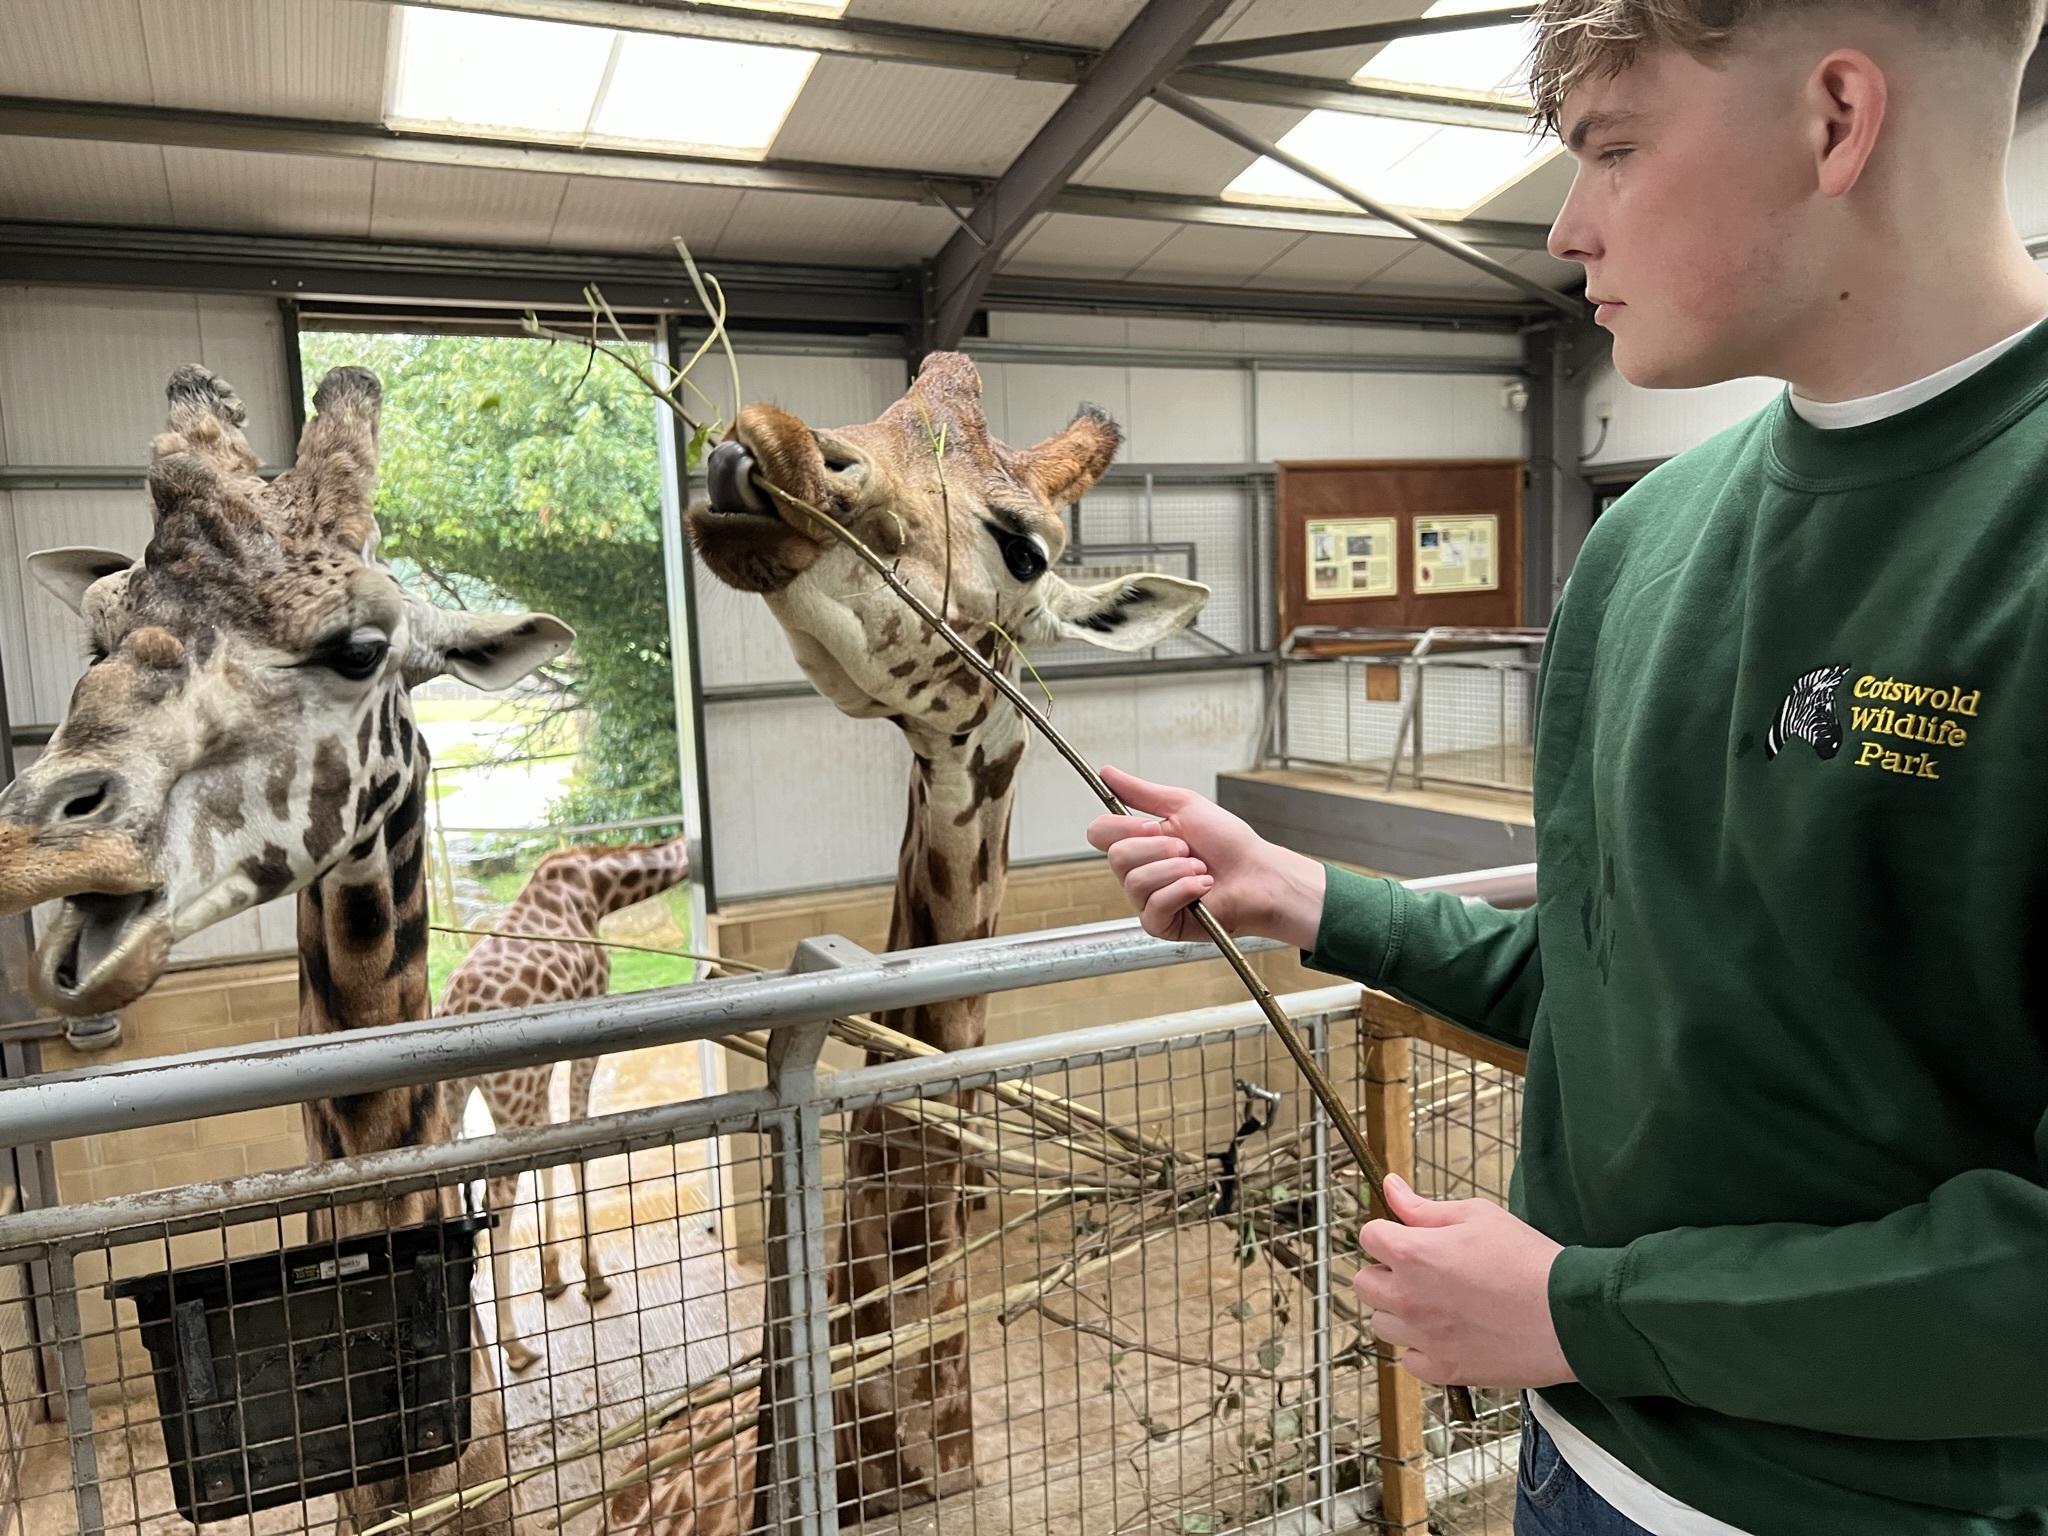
xmin=512 ymin=836 xmax=692 ymax=937
xmin=297 ymin=748 xmax=445 ymax=1176
xmin=883 ymin=708 xmax=1024 ymax=1053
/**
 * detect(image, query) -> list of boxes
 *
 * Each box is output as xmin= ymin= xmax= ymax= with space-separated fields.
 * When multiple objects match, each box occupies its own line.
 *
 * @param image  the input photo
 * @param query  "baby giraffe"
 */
xmin=440 ymin=834 xmax=690 ymax=1373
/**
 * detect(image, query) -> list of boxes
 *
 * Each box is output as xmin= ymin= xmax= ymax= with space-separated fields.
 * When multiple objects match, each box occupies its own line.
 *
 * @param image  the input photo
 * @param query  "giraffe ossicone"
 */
xmin=0 ymin=363 xmax=572 ymax=1017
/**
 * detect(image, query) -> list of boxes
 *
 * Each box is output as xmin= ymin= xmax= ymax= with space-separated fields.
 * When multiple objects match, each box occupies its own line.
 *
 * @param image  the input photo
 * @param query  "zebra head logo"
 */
xmin=1765 ymin=665 xmax=1851 ymax=761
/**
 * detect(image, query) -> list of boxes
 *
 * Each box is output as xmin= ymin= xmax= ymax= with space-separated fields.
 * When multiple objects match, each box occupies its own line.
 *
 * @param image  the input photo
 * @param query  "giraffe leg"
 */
xmin=567 ymin=1055 xmax=611 ymax=1303
xmin=485 ymin=1171 xmax=541 ymax=1374
xmin=539 ymin=1160 xmax=570 ymax=1300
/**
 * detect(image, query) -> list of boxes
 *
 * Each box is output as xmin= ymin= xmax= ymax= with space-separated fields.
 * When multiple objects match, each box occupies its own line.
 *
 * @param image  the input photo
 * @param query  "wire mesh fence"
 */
xmin=0 ymin=926 xmax=1528 ymax=1536
xmin=1270 ymin=639 xmax=1542 ymax=796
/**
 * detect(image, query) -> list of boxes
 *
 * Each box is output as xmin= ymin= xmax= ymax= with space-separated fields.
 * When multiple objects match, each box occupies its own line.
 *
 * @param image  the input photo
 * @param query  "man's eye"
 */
xmin=324 ymin=638 xmax=390 ymax=681
xmin=1599 ymin=146 xmax=1633 ymax=167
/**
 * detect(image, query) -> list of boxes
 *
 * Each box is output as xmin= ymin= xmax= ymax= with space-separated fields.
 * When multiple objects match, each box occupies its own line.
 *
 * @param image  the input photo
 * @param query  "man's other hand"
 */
xmin=1356 ymin=1174 xmax=1576 ymax=1389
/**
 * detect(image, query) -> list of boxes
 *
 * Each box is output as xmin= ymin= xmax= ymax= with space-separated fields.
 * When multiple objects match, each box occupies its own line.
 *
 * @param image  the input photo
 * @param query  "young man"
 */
xmin=1089 ymin=3 xmax=2048 ymax=1532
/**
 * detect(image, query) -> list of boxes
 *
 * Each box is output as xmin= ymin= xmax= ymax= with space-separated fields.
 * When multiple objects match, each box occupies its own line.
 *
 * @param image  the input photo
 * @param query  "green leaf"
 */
xmin=1175 ymin=1513 xmax=1222 ymax=1534
xmin=1234 ymin=1222 xmax=1259 ymax=1269
xmin=686 ymin=419 xmax=715 ymax=470
xmin=1257 ymin=1341 xmax=1285 ymax=1371
xmin=1270 ymin=1407 xmax=1299 ymax=1441
xmin=1226 ymin=1301 xmax=1254 ymax=1323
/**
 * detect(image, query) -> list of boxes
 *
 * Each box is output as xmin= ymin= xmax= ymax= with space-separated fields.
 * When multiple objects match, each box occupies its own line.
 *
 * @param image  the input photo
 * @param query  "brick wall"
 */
xmin=44 ymin=959 xmax=305 ymax=1208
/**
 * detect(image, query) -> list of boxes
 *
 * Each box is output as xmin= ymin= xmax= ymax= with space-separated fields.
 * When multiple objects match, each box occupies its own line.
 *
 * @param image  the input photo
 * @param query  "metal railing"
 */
xmin=1260 ymin=627 xmax=1546 ymax=795
xmin=0 ymin=870 xmax=1534 ymax=1536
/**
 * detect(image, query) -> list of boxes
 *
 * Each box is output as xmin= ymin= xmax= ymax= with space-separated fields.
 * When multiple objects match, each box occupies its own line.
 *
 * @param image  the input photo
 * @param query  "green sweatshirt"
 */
xmin=1310 ymin=326 xmax=2048 ymax=1534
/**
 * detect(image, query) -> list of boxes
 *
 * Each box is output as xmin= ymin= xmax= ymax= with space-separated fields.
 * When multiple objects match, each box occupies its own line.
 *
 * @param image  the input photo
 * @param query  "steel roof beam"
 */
xmin=0 ymin=95 xmax=1552 ymax=251
xmin=1153 ymin=86 xmax=1582 ymax=317
xmin=1185 ymin=6 xmax=1536 ymax=66
xmin=923 ymin=0 xmax=1239 ymax=352
xmin=0 ymin=221 xmax=1550 ymax=331
xmin=395 ymin=0 xmax=1530 ymax=128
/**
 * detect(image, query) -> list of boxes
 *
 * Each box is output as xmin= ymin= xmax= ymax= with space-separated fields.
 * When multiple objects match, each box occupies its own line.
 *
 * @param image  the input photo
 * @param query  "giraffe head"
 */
xmin=690 ymin=352 xmax=1207 ymax=733
xmin=0 ymin=364 xmax=572 ymax=1016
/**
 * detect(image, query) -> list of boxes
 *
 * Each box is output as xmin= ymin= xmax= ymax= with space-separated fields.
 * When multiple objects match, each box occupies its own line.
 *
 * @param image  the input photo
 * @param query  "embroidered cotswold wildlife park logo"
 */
xmin=1765 ymin=665 xmax=1851 ymax=761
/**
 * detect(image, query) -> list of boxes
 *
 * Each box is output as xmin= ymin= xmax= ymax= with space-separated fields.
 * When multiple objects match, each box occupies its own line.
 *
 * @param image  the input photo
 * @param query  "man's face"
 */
xmin=1548 ymin=43 xmax=1822 ymax=387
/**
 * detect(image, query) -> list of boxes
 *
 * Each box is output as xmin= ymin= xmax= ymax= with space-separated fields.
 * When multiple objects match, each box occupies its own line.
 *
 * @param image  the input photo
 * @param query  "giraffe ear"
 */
xmin=1029 ymin=572 xmax=1209 ymax=653
xmin=1012 ymin=404 xmax=1121 ymax=507
xmin=27 ymin=548 xmax=135 ymax=616
xmin=402 ymin=598 xmax=574 ymax=690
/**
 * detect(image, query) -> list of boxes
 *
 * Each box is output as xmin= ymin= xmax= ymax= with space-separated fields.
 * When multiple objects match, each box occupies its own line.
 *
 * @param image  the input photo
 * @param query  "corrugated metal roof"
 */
xmin=164 ymin=145 xmax=376 ymax=236
xmin=703 ymin=189 xmax=955 ymax=265
xmin=0 ymin=0 xmax=1579 ymax=301
xmin=0 ymin=137 xmax=174 ymax=225
xmin=140 ymin=0 xmax=390 ymax=119
xmin=844 ymin=0 xmax=1149 ymax=52
xmin=368 ymin=159 xmax=570 ymax=243
xmin=769 ymin=56 xmax=1066 ymax=178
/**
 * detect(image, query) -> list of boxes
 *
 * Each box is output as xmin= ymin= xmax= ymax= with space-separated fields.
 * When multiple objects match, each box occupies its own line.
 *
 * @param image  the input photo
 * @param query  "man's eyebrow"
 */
xmin=1566 ymin=108 xmax=1643 ymax=153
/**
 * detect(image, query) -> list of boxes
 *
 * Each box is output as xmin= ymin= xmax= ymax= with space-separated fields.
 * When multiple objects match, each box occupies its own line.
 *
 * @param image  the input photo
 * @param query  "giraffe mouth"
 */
xmin=704 ymin=441 xmax=774 ymax=519
xmin=37 ymin=888 xmax=172 ymax=1017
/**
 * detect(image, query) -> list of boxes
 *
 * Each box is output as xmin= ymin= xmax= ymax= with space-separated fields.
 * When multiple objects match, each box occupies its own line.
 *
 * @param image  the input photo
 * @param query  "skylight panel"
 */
xmin=1225 ymin=113 xmax=1554 ymax=220
xmin=1356 ymin=0 xmax=1536 ymax=99
xmin=387 ymin=6 xmax=838 ymax=158
xmin=1222 ymin=2 xmax=1555 ymax=221
xmin=591 ymin=33 xmax=821 ymax=154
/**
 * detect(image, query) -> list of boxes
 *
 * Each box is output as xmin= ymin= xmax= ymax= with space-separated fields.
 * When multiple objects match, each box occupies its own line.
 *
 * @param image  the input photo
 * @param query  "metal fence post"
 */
xmin=1306 ymin=1010 xmax=1338 ymax=1530
xmin=753 ymin=937 xmax=865 ymax=1536
xmin=46 ymin=1249 xmax=102 ymax=1536
xmin=1363 ymin=1025 xmax=1428 ymax=1532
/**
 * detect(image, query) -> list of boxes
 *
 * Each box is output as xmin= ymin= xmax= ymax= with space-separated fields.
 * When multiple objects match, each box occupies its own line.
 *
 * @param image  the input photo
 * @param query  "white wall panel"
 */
xmin=688 ymin=354 xmax=908 ymax=437
xmin=1578 ymin=358 xmax=1779 ymax=469
xmin=1125 ymin=368 xmax=1249 ymax=462
xmin=1257 ymin=372 xmax=1524 ymax=461
xmin=0 ymin=289 xmax=292 ymax=468
xmin=6 ymin=491 xmax=152 ymax=726
xmin=1008 ymin=671 xmax=1266 ymax=866
xmin=706 ymin=671 xmax=1265 ymax=899
xmin=691 ymin=562 xmax=808 ymax=692
xmin=0 ymin=493 xmax=26 ymax=727
xmin=703 ymin=695 xmax=911 ymax=900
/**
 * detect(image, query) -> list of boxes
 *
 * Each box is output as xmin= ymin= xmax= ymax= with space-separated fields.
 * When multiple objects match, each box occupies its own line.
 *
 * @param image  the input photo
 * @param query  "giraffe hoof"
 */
xmin=541 ymin=1278 xmax=569 ymax=1301
xmin=583 ymin=1276 xmax=613 ymax=1305
xmin=503 ymin=1340 xmax=543 ymax=1374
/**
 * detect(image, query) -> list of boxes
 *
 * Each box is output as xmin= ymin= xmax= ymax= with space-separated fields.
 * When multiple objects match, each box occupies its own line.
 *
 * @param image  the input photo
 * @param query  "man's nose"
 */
xmin=1548 ymin=167 xmax=1600 ymax=264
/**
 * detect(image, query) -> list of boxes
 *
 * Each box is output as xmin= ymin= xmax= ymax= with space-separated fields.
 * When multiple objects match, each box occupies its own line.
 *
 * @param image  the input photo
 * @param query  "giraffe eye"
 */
xmin=986 ymin=524 xmax=1048 ymax=583
xmin=319 ymin=633 xmax=390 ymax=682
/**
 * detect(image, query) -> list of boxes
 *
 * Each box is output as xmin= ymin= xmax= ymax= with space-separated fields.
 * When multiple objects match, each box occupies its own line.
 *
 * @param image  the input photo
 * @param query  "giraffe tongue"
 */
xmin=42 ymin=888 xmax=167 ymax=1014
xmin=705 ymin=441 xmax=769 ymax=517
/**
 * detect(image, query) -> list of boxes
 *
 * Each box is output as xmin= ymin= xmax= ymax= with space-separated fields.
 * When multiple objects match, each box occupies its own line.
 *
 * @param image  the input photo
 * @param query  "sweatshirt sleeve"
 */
xmin=1305 ymin=865 xmax=1544 ymax=1050
xmin=1549 ymin=1161 xmax=2048 ymax=1438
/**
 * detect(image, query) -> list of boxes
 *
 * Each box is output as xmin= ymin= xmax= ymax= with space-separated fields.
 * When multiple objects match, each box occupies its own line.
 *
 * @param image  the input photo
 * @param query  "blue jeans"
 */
xmin=1515 ymin=1407 xmax=1655 ymax=1535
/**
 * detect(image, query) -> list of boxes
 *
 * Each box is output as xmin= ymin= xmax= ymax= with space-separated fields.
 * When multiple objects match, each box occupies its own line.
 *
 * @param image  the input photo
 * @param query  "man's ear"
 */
xmin=402 ymin=597 xmax=574 ymax=689
xmin=1030 ymin=572 xmax=1209 ymax=653
xmin=26 ymin=548 xmax=135 ymax=616
xmin=1012 ymin=405 xmax=1122 ymax=506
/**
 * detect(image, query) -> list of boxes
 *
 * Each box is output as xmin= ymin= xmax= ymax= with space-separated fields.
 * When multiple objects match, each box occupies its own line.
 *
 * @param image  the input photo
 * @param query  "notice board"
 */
xmin=1276 ymin=459 xmax=1524 ymax=637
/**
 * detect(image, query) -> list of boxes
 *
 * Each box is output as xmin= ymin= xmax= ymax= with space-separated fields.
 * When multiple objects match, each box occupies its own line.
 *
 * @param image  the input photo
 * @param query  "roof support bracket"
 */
xmin=1150 ymin=85 xmax=1584 ymax=318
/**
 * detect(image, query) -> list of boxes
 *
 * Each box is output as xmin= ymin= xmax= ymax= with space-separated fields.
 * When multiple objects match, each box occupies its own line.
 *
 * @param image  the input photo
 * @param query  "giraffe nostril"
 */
xmin=61 ymin=782 xmax=109 ymax=821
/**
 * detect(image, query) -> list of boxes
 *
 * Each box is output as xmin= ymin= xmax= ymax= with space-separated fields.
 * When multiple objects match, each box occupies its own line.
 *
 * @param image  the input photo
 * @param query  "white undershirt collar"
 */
xmin=1788 ymin=321 xmax=2042 ymax=430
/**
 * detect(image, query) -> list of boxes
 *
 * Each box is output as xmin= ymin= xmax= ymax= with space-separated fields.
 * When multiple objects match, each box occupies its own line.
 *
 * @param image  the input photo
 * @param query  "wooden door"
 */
xmin=1276 ymin=459 xmax=1524 ymax=638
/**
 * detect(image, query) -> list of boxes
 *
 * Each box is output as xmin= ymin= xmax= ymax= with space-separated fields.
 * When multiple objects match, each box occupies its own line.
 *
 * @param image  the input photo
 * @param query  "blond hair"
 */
xmin=1528 ymin=0 xmax=2047 ymax=129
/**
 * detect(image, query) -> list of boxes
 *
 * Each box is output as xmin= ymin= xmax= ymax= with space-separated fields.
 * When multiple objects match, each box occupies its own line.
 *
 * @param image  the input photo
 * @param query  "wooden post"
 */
xmin=1364 ymin=1026 xmax=1429 ymax=1531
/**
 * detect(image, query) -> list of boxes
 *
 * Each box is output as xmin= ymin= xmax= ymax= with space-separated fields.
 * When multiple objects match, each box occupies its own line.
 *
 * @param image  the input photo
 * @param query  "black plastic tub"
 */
xmin=107 ymin=1214 xmax=490 ymax=1523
